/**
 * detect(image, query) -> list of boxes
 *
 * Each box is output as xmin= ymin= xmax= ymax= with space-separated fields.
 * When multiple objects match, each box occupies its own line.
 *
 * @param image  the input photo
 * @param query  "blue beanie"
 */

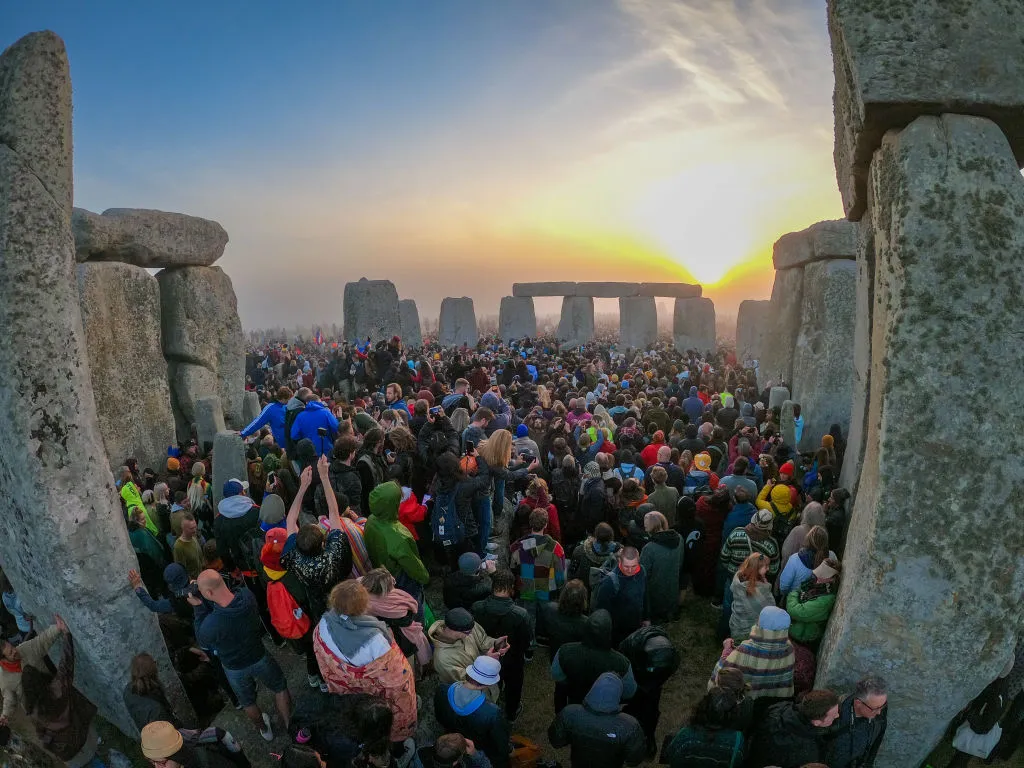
xmin=516 ymin=424 xmax=529 ymax=438
xmin=163 ymin=563 xmax=189 ymax=594
xmin=758 ymin=606 xmax=791 ymax=632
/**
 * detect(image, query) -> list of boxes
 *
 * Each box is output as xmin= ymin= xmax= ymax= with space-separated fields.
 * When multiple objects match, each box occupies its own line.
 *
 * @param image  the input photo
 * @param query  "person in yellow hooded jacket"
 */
xmin=756 ymin=479 xmax=795 ymax=524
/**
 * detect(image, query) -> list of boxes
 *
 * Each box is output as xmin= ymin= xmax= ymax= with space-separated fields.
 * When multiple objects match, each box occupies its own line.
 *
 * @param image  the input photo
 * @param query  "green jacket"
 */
xmin=785 ymin=580 xmax=837 ymax=643
xmin=364 ymin=481 xmax=429 ymax=585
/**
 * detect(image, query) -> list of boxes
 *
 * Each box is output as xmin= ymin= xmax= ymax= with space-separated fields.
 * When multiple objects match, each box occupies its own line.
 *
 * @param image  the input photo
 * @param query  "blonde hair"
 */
xmin=478 ymin=430 xmax=513 ymax=469
xmin=361 ymin=567 xmax=396 ymax=596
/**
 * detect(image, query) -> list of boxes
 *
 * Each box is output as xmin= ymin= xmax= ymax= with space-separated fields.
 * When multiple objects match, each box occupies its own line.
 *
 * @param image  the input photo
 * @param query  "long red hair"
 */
xmin=737 ymin=552 xmax=769 ymax=596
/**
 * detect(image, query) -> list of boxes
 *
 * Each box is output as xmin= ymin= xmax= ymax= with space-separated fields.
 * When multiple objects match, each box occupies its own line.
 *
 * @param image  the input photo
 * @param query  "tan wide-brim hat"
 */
xmin=141 ymin=721 xmax=183 ymax=760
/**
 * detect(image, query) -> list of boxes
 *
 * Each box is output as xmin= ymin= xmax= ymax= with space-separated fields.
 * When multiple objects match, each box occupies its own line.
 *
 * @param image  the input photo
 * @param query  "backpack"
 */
xmin=662 ymin=726 xmax=744 ymax=767
xmin=236 ymin=526 xmax=269 ymax=577
xmin=430 ymin=489 xmax=465 ymax=548
xmin=266 ymin=580 xmax=310 ymax=639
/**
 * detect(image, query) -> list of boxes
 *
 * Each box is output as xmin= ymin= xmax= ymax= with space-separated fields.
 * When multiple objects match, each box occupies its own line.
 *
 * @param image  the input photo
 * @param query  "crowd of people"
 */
xmin=0 ymin=331 xmax=1021 ymax=768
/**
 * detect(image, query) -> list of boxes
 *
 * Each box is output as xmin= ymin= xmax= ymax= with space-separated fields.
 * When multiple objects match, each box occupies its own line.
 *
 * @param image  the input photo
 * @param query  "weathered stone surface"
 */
xmin=557 ymin=296 xmax=594 ymax=346
xmin=498 ymin=296 xmax=536 ymax=342
xmin=736 ymin=299 xmax=770 ymax=369
xmin=839 ymin=199 xmax=875 ymax=494
xmin=791 ymin=260 xmax=857 ymax=452
xmin=0 ymin=31 xmax=72 ymax=215
xmin=0 ymin=31 xmax=189 ymax=736
xmin=72 ymin=207 xmax=228 ymax=267
xmin=575 ymin=282 xmax=641 ymax=298
xmin=76 ymin=262 xmax=175 ymax=472
xmin=158 ymin=266 xmax=244 ymax=431
xmin=212 ymin=431 xmax=246 ymax=506
xmin=398 ymin=299 xmax=422 ymax=348
xmin=828 ymin=0 xmax=1024 ymax=220
xmin=816 ymin=115 xmax=1024 ymax=766
xmin=195 ymin=395 xmax=225 ymax=451
xmin=760 ymin=267 xmax=804 ymax=387
xmin=242 ymin=390 xmax=260 ymax=425
xmin=438 ymin=297 xmax=477 ymax=347
xmin=768 ymin=386 xmax=790 ymax=410
xmin=772 ymin=219 xmax=858 ymax=270
xmin=513 ymin=281 xmax=577 ymax=297
xmin=619 ymin=296 xmax=657 ymax=349
xmin=780 ymin=400 xmax=796 ymax=448
xmin=672 ymin=297 xmax=715 ymax=352
xmin=343 ymin=278 xmax=401 ymax=343
xmin=167 ymin=361 xmax=217 ymax=441
xmin=636 ymin=282 xmax=702 ymax=298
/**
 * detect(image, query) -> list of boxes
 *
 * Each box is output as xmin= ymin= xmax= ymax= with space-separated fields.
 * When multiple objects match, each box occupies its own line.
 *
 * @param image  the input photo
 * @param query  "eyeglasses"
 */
xmin=857 ymin=698 xmax=886 ymax=714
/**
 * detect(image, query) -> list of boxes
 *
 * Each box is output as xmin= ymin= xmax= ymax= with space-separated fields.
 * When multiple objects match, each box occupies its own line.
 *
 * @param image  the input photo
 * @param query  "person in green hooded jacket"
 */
xmin=364 ymin=481 xmax=430 ymax=602
xmin=785 ymin=558 xmax=841 ymax=646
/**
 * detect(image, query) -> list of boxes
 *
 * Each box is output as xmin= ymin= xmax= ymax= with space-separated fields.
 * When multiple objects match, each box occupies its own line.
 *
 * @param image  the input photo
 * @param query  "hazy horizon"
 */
xmin=7 ymin=1 xmax=844 ymax=330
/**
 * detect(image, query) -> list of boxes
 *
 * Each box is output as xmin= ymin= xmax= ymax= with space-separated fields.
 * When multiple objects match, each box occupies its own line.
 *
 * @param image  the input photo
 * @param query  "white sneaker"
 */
xmin=259 ymin=712 xmax=274 ymax=742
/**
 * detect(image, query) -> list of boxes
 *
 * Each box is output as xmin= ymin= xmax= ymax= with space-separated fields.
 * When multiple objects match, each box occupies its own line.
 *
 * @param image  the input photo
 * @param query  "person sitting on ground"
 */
xmin=747 ymin=688 xmax=841 ymax=768
xmin=548 ymin=671 xmax=647 ymax=768
xmin=443 ymin=552 xmax=494 ymax=612
xmin=434 ymin=655 xmax=511 ymax=768
xmin=313 ymin=580 xmax=417 ymax=743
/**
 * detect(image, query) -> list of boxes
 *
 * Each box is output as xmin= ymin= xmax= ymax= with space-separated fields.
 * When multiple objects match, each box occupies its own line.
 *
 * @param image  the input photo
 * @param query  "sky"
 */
xmin=6 ymin=0 xmax=844 ymax=331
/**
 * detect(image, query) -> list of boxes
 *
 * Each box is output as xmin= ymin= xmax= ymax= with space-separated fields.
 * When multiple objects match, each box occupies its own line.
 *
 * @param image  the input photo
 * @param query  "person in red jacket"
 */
xmin=639 ymin=431 xmax=666 ymax=469
xmin=398 ymin=485 xmax=428 ymax=540
xmin=522 ymin=478 xmax=562 ymax=543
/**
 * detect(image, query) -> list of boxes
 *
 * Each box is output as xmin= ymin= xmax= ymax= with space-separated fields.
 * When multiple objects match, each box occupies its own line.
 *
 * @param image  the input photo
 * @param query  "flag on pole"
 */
xmin=314 ymin=328 xmax=324 ymax=345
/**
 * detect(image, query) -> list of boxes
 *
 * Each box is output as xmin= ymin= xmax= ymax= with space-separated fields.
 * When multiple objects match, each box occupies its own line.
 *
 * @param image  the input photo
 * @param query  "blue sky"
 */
xmin=5 ymin=1 xmax=843 ymax=330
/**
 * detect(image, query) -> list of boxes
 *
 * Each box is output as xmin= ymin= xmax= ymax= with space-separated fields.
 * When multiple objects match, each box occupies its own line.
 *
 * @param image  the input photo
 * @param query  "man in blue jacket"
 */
xmin=682 ymin=386 xmax=704 ymax=425
xmin=192 ymin=570 xmax=291 ymax=741
xmin=240 ymin=386 xmax=291 ymax=447
xmin=290 ymin=395 xmax=339 ymax=457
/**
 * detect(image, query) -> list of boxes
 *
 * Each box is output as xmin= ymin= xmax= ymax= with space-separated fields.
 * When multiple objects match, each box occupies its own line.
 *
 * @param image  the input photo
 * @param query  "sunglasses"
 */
xmin=857 ymin=698 xmax=886 ymax=714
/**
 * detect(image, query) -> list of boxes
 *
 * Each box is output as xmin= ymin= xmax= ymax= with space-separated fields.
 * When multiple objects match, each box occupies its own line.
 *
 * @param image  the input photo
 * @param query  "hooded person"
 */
xmin=713 ymin=605 xmax=795 ymax=703
xmin=548 ymin=671 xmax=647 ymax=768
xmin=433 ymin=655 xmax=511 ymax=768
xmin=259 ymin=493 xmax=287 ymax=533
xmin=638 ymin=511 xmax=682 ymax=623
xmin=551 ymin=609 xmax=637 ymax=711
xmin=363 ymin=481 xmax=429 ymax=600
xmin=290 ymin=395 xmax=339 ymax=458
xmin=779 ymin=502 xmax=826 ymax=565
xmin=443 ymin=552 xmax=493 ymax=612
xmin=513 ymin=423 xmax=540 ymax=463
xmin=684 ymin=452 xmax=719 ymax=492
xmin=214 ymin=479 xmax=261 ymax=571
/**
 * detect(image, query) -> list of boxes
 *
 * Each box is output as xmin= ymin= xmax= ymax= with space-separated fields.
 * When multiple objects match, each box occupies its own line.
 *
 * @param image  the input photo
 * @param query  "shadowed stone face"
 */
xmin=619 ymin=296 xmax=657 ymax=349
xmin=498 ymin=296 xmax=536 ymax=342
xmin=438 ymin=297 xmax=477 ymax=347
xmin=557 ymin=296 xmax=594 ymax=346
xmin=343 ymin=278 xmax=401 ymax=343
xmin=672 ymin=297 xmax=715 ymax=353
xmin=399 ymin=299 xmax=423 ymax=348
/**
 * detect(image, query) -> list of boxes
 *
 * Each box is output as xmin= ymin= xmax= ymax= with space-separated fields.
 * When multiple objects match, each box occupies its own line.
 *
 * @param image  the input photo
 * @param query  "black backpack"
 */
xmin=661 ymin=726 xmax=744 ymax=767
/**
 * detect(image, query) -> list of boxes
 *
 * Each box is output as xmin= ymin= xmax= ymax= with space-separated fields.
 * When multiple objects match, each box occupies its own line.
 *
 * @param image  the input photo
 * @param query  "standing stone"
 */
xmin=839 ymin=204 xmax=875 ymax=494
xmin=619 ymin=296 xmax=657 ymax=349
xmin=398 ymin=299 xmax=422 ymax=348
xmin=779 ymin=400 xmax=797 ymax=449
xmin=816 ymin=115 xmax=1024 ymax=765
xmin=0 ymin=30 xmax=189 ymax=735
xmin=438 ymin=297 xmax=477 ymax=347
xmin=72 ymin=207 xmax=228 ymax=267
xmin=242 ymin=390 xmax=260 ymax=425
xmin=76 ymin=262 xmax=175 ymax=473
xmin=212 ymin=431 xmax=247 ymax=506
xmin=194 ymin=396 xmax=226 ymax=452
xmin=736 ymin=299 xmax=771 ymax=370
xmin=791 ymin=259 xmax=857 ymax=452
xmin=342 ymin=278 xmax=401 ymax=343
xmin=158 ymin=266 xmax=244 ymax=433
xmin=759 ymin=267 xmax=804 ymax=387
xmin=557 ymin=296 xmax=594 ymax=346
xmin=827 ymin=0 xmax=1024 ymax=220
xmin=768 ymin=387 xmax=790 ymax=410
xmin=498 ymin=296 xmax=536 ymax=342
xmin=672 ymin=297 xmax=715 ymax=353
